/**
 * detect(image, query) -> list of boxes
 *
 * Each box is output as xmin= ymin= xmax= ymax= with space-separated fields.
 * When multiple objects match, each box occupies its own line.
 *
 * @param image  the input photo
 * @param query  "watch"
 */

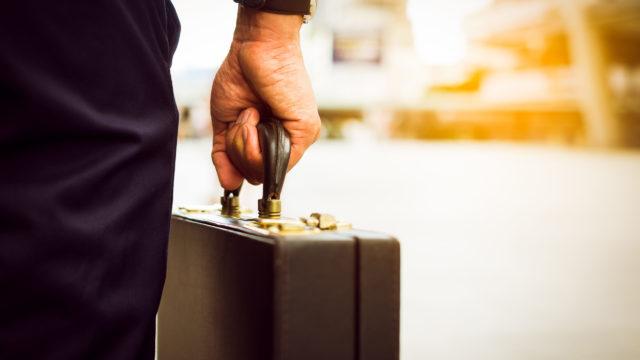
xmin=234 ymin=0 xmax=317 ymax=23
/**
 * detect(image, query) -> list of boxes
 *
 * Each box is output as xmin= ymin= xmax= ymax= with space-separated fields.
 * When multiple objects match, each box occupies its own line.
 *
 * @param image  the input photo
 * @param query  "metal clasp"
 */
xmin=220 ymin=188 xmax=242 ymax=217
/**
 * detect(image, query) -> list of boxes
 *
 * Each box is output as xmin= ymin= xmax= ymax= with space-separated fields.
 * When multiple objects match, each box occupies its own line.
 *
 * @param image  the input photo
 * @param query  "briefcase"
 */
xmin=157 ymin=118 xmax=400 ymax=360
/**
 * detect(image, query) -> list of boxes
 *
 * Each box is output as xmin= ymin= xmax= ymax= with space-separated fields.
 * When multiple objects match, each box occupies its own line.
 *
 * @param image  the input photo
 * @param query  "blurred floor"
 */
xmin=174 ymin=139 xmax=640 ymax=360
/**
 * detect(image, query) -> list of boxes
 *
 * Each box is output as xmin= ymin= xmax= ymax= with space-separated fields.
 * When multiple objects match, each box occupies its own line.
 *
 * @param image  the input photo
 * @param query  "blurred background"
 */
xmin=170 ymin=0 xmax=640 ymax=359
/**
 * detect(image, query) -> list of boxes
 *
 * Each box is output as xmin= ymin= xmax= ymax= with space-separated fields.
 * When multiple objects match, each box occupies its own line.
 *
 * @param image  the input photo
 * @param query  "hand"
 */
xmin=210 ymin=7 xmax=321 ymax=190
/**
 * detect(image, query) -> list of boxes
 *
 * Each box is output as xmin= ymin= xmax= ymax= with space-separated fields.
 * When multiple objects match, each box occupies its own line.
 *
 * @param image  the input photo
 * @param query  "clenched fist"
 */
xmin=210 ymin=7 xmax=321 ymax=190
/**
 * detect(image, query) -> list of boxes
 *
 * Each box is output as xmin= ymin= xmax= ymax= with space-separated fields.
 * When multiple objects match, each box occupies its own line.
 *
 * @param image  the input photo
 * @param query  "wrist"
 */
xmin=233 ymin=6 xmax=303 ymax=44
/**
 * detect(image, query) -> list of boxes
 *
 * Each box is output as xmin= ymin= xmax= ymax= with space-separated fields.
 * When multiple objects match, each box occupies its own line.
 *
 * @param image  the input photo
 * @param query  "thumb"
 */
xmin=226 ymin=107 xmax=264 ymax=185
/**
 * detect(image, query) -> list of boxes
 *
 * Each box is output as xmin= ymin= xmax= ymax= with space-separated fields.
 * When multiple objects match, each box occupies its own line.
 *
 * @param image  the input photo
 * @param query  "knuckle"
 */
xmin=308 ymin=117 xmax=322 ymax=144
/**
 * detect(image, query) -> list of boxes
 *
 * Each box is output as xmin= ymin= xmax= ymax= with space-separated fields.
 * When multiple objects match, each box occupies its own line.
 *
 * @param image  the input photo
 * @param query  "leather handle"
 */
xmin=258 ymin=116 xmax=291 ymax=201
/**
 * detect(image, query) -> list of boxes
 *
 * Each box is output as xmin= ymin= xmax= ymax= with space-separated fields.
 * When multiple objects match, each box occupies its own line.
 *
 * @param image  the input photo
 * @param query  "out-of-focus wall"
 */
xmin=170 ymin=0 xmax=640 ymax=146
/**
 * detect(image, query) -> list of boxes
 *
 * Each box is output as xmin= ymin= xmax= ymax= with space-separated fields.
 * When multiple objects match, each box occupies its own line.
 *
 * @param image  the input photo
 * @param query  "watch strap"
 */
xmin=235 ymin=0 xmax=312 ymax=16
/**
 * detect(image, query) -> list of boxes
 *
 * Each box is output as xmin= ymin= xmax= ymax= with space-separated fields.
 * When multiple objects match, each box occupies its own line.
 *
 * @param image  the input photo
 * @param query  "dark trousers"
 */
xmin=0 ymin=0 xmax=180 ymax=358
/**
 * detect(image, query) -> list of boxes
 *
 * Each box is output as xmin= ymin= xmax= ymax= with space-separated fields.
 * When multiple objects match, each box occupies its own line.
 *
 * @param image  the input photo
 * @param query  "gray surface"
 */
xmin=175 ymin=139 xmax=640 ymax=360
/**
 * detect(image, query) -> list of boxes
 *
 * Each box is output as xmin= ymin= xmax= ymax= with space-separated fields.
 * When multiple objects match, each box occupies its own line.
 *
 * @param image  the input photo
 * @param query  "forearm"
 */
xmin=233 ymin=6 xmax=303 ymax=43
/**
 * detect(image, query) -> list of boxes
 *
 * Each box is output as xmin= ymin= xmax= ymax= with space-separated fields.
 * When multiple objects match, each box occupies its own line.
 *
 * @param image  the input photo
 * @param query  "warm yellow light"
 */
xmin=407 ymin=0 xmax=490 ymax=66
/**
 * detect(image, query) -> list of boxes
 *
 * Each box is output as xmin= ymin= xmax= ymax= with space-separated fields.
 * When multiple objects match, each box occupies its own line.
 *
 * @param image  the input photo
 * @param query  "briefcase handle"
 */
xmin=257 ymin=116 xmax=291 ymax=219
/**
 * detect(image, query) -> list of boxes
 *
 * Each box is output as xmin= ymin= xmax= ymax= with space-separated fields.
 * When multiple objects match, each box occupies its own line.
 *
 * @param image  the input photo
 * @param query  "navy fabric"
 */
xmin=0 ymin=0 xmax=181 ymax=358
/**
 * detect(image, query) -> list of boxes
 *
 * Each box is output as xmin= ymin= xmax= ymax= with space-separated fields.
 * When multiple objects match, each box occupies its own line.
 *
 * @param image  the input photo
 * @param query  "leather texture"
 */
xmin=258 ymin=117 xmax=291 ymax=200
xmin=158 ymin=215 xmax=400 ymax=360
xmin=262 ymin=0 xmax=311 ymax=15
xmin=158 ymin=218 xmax=274 ymax=359
xmin=355 ymin=232 xmax=401 ymax=360
xmin=235 ymin=0 xmax=311 ymax=15
xmin=274 ymin=234 xmax=357 ymax=360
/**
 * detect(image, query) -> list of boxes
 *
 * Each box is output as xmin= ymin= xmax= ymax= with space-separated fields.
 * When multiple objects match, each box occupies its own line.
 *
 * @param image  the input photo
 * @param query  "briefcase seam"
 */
xmin=275 ymin=240 xmax=290 ymax=360
xmin=393 ymin=243 xmax=400 ymax=358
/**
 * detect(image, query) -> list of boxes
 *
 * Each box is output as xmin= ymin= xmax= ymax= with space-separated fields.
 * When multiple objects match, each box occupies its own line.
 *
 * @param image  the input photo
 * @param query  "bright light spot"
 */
xmin=171 ymin=0 xmax=237 ymax=72
xmin=407 ymin=0 xmax=490 ymax=66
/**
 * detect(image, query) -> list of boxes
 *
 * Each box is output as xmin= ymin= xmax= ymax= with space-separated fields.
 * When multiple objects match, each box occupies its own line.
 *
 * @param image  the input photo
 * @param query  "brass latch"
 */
xmin=253 ymin=213 xmax=351 ymax=234
xmin=258 ymin=198 xmax=281 ymax=219
xmin=220 ymin=188 xmax=241 ymax=217
xmin=301 ymin=213 xmax=352 ymax=231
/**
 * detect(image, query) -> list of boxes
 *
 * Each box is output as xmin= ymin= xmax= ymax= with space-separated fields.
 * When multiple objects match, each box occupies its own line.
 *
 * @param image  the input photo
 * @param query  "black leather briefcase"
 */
xmin=157 ymin=118 xmax=400 ymax=360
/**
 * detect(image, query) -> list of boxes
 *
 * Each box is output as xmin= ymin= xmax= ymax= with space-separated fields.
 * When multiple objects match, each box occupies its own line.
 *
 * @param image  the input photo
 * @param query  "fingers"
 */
xmin=211 ymin=42 xmax=322 ymax=190
xmin=242 ymin=111 xmax=263 ymax=180
xmin=212 ymin=108 xmax=320 ymax=189
xmin=211 ymin=121 xmax=244 ymax=190
xmin=235 ymin=41 xmax=321 ymax=173
xmin=224 ymin=108 xmax=264 ymax=185
xmin=212 ymin=151 xmax=244 ymax=190
xmin=282 ymin=114 xmax=321 ymax=170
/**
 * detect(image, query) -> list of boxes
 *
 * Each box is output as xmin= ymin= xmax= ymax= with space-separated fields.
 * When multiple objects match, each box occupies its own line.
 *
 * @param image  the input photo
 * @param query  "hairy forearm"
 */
xmin=233 ymin=6 xmax=303 ymax=43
